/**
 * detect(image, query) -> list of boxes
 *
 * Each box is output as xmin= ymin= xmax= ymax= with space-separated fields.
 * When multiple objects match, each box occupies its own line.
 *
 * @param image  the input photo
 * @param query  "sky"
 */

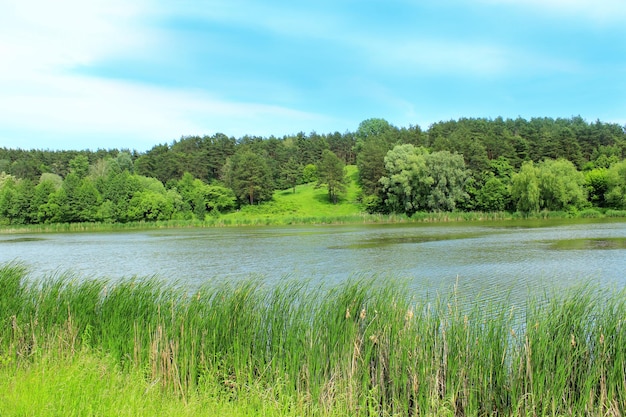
xmin=1 ymin=0 xmax=625 ymax=151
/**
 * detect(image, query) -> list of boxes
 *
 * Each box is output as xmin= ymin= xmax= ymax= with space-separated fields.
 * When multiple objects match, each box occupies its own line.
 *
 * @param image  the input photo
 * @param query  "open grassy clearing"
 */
xmin=1 ymin=263 xmax=625 ymax=416
xmin=216 ymin=165 xmax=366 ymax=225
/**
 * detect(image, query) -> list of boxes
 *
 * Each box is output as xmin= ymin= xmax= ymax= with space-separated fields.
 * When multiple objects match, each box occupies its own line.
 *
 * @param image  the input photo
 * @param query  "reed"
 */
xmin=1 ymin=263 xmax=625 ymax=416
xmin=2 ymin=209 xmax=625 ymax=233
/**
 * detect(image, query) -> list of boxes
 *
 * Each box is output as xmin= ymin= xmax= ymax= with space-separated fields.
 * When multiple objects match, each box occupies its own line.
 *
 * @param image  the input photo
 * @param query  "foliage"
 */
xmin=511 ymin=161 xmax=541 ymax=213
xmin=316 ymin=150 xmax=347 ymax=204
xmin=69 ymin=155 xmax=90 ymax=178
xmin=380 ymin=144 xmax=469 ymax=214
xmin=127 ymin=190 xmax=175 ymax=221
xmin=355 ymin=137 xmax=389 ymax=197
xmin=378 ymin=144 xmax=428 ymax=215
xmin=227 ymin=150 xmax=274 ymax=205
xmin=0 ymin=177 xmax=25 ymax=224
xmin=298 ymin=164 xmax=316 ymax=185
xmin=604 ymin=160 xmax=626 ymax=209
xmin=173 ymin=172 xmax=235 ymax=218
xmin=536 ymin=158 xmax=587 ymax=211
xmin=423 ymin=150 xmax=470 ymax=211
xmin=280 ymin=157 xmax=302 ymax=193
xmin=512 ymin=159 xmax=588 ymax=213
xmin=474 ymin=174 xmax=510 ymax=211
xmin=355 ymin=117 xmax=395 ymax=144
xmin=1 ymin=116 xmax=626 ymax=224
xmin=585 ymin=168 xmax=610 ymax=207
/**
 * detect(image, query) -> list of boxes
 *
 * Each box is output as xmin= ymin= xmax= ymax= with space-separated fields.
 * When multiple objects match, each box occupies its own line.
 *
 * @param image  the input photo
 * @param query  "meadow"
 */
xmin=1 ymin=262 xmax=625 ymax=416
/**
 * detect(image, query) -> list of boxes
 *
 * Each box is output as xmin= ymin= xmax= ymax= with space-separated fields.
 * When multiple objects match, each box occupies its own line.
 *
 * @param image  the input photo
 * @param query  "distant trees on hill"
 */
xmin=1 ymin=116 xmax=626 ymax=225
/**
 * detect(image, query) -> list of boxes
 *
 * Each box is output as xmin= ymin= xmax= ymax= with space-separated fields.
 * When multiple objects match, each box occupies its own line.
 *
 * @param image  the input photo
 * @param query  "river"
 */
xmin=1 ymin=218 xmax=625 ymax=305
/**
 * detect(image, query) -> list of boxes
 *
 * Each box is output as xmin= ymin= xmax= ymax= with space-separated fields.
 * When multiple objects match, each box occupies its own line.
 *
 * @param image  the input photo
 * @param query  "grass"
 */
xmin=0 ymin=349 xmax=300 ymax=417
xmin=1 ymin=263 xmax=625 ymax=416
xmin=247 ymin=165 xmax=362 ymax=216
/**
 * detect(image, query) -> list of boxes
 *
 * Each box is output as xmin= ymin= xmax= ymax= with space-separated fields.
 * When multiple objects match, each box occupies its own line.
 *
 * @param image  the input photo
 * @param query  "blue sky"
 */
xmin=1 ymin=0 xmax=625 ymax=151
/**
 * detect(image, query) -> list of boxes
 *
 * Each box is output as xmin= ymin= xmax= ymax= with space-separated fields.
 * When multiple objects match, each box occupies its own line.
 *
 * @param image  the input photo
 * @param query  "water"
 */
xmin=1 ymin=219 xmax=625 ymax=305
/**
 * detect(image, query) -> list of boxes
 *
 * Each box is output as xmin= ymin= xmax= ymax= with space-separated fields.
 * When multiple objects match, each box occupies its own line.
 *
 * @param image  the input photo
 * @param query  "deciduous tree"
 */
xmin=605 ymin=160 xmax=626 ymax=209
xmin=380 ymin=145 xmax=469 ymax=214
xmin=511 ymin=161 xmax=540 ymax=213
xmin=379 ymin=144 xmax=428 ymax=215
xmin=536 ymin=158 xmax=587 ymax=211
xmin=316 ymin=150 xmax=347 ymax=204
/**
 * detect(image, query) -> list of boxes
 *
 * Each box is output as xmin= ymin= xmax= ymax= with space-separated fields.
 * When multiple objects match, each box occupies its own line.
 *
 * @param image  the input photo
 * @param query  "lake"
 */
xmin=1 ymin=218 xmax=625 ymax=306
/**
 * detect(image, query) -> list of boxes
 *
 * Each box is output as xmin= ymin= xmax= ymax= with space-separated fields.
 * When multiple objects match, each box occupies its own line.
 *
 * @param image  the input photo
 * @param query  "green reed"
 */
xmin=3 ymin=209 xmax=625 ymax=234
xmin=1 ymin=263 xmax=625 ymax=416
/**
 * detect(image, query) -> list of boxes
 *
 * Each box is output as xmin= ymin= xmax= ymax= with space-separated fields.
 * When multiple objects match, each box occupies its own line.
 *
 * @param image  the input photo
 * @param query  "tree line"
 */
xmin=1 ymin=116 xmax=626 ymax=225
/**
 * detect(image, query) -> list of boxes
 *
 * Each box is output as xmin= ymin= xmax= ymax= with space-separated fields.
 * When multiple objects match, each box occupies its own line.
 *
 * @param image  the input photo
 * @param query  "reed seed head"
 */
xmin=405 ymin=309 xmax=414 ymax=321
xmin=345 ymin=307 xmax=351 ymax=319
xmin=359 ymin=308 xmax=366 ymax=320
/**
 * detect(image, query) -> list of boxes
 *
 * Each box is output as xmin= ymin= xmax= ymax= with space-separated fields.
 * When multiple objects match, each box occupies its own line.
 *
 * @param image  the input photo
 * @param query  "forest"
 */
xmin=1 ymin=116 xmax=626 ymax=225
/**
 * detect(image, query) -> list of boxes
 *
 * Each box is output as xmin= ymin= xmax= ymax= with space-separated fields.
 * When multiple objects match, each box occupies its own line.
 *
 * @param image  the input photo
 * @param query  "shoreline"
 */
xmin=1 ymin=208 xmax=626 ymax=234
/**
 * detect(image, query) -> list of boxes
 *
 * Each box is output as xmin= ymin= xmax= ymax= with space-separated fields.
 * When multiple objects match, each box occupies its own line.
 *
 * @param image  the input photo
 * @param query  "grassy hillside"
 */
xmin=219 ymin=165 xmax=366 ymax=224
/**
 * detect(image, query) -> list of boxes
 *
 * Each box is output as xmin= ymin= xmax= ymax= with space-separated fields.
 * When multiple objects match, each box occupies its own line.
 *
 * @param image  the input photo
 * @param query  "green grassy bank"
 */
xmin=1 ymin=263 xmax=625 ymax=416
xmin=2 ymin=207 xmax=626 ymax=235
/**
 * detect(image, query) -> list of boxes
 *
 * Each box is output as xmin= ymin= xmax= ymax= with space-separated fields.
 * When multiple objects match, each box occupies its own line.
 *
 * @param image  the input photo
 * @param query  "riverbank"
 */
xmin=2 ymin=208 xmax=626 ymax=234
xmin=1 ymin=263 xmax=624 ymax=416
xmin=2 ymin=165 xmax=626 ymax=234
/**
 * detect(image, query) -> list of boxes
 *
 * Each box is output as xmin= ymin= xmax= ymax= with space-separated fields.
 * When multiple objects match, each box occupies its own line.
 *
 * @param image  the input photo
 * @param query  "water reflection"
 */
xmin=0 ymin=219 xmax=625 ymax=307
xmin=547 ymin=237 xmax=626 ymax=250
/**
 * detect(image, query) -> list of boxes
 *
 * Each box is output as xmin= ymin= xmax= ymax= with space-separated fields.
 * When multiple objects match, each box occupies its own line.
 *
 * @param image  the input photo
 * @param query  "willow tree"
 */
xmin=378 ymin=144 xmax=428 ymax=215
xmin=511 ymin=161 xmax=540 ymax=213
xmin=380 ymin=144 xmax=469 ymax=214
xmin=511 ymin=158 xmax=587 ymax=213
xmin=605 ymin=160 xmax=626 ymax=209
xmin=536 ymin=158 xmax=587 ymax=210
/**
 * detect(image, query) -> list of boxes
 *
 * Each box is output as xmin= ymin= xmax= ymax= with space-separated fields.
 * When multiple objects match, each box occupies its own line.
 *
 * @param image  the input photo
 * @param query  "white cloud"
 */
xmin=1 ymin=0 xmax=619 ymax=150
xmin=0 ymin=0 xmax=150 ymax=76
xmin=0 ymin=72 xmax=334 ymax=149
xmin=0 ymin=0 xmax=335 ymax=148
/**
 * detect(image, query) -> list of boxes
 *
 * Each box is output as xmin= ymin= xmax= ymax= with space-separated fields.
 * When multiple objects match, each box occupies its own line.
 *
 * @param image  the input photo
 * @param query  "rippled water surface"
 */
xmin=1 ymin=219 xmax=625 ymax=304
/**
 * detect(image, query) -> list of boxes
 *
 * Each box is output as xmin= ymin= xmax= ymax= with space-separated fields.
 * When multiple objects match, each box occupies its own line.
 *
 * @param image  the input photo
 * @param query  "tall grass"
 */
xmin=1 ymin=263 xmax=625 ymax=416
xmin=2 ymin=209 xmax=625 ymax=233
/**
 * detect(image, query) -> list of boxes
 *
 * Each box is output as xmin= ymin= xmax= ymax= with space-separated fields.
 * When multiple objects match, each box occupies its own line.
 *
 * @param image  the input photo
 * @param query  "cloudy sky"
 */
xmin=1 ymin=0 xmax=625 ymax=151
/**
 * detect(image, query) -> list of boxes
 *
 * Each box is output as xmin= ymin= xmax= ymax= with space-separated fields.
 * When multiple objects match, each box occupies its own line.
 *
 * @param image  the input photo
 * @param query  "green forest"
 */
xmin=1 ymin=116 xmax=626 ymax=225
